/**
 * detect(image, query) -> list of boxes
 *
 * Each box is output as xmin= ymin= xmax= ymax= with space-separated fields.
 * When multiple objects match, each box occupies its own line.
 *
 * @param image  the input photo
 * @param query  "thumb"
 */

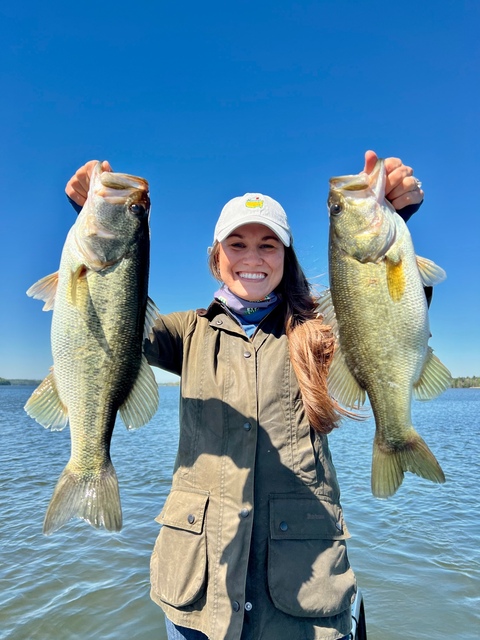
xmin=101 ymin=160 xmax=113 ymax=172
xmin=363 ymin=150 xmax=378 ymax=174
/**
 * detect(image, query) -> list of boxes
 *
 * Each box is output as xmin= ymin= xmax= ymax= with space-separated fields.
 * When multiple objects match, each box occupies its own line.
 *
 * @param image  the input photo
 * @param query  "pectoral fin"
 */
xmin=24 ymin=371 xmax=69 ymax=430
xmin=328 ymin=345 xmax=367 ymax=409
xmin=68 ymin=264 xmax=88 ymax=307
xmin=416 ymin=256 xmax=446 ymax=287
xmin=26 ymin=272 xmax=59 ymax=311
xmin=143 ymin=297 xmax=161 ymax=341
xmin=413 ymin=347 xmax=452 ymax=400
xmin=119 ymin=355 xmax=159 ymax=429
xmin=318 ymin=289 xmax=366 ymax=409
xmin=317 ymin=289 xmax=339 ymax=337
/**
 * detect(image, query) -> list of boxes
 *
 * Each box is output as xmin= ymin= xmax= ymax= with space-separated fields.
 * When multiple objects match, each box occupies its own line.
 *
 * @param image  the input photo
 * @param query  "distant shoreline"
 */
xmin=1 ymin=377 xmax=477 ymax=389
xmin=0 ymin=378 xmax=180 ymax=387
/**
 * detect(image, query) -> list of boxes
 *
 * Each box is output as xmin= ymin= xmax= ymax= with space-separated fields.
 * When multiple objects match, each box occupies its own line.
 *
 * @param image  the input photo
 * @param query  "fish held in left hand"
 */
xmin=319 ymin=159 xmax=451 ymax=498
xmin=25 ymin=163 xmax=159 ymax=534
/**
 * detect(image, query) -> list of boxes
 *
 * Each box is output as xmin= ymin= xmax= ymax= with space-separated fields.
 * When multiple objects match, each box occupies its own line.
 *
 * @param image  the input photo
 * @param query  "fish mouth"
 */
xmin=91 ymin=162 xmax=150 ymax=204
xmin=329 ymin=173 xmax=370 ymax=193
xmin=329 ymin=159 xmax=385 ymax=197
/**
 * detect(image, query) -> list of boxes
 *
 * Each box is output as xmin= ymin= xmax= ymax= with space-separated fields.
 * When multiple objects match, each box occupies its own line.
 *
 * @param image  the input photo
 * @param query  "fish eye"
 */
xmin=329 ymin=202 xmax=343 ymax=216
xmin=129 ymin=203 xmax=147 ymax=217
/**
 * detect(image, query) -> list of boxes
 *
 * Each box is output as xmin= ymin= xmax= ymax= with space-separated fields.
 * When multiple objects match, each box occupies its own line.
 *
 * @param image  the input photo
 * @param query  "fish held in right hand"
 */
xmin=25 ymin=162 xmax=159 ymax=534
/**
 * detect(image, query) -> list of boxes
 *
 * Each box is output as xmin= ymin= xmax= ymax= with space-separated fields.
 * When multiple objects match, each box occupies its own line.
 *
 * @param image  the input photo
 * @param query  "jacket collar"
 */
xmin=196 ymin=300 xmax=286 ymax=345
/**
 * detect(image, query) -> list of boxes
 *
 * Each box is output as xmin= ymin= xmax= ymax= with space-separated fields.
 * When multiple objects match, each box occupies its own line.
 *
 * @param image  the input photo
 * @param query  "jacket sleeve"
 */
xmin=67 ymin=195 xmax=83 ymax=214
xmin=396 ymin=200 xmax=423 ymax=223
xmin=144 ymin=310 xmax=197 ymax=376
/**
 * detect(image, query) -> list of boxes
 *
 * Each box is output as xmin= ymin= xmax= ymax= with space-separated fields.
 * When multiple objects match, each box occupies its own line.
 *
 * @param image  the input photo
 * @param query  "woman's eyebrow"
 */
xmin=226 ymin=233 xmax=280 ymax=242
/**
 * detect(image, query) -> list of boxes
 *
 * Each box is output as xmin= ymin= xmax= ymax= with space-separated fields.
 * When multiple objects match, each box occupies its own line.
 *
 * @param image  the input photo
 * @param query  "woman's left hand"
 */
xmin=363 ymin=150 xmax=424 ymax=210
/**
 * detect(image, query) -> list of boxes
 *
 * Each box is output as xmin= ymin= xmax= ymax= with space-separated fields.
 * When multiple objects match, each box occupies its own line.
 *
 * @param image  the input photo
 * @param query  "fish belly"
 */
xmin=330 ymin=249 xmax=429 ymax=441
xmin=43 ymin=250 xmax=147 ymax=533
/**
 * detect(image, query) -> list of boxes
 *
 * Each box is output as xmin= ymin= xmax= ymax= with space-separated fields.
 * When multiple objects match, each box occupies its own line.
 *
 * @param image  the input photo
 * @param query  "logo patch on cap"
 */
xmin=245 ymin=197 xmax=264 ymax=209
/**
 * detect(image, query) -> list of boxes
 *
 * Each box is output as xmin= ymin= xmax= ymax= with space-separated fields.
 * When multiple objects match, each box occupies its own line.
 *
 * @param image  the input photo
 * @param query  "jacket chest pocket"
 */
xmin=267 ymin=494 xmax=357 ymax=618
xmin=150 ymin=489 xmax=209 ymax=607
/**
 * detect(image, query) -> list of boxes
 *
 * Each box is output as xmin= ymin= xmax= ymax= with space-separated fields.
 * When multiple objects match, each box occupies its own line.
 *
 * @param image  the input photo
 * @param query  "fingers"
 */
xmin=101 ymin=160 xmax=113 ymax=172
xmin=65 ymin=159 xmax=113 ymax=207
xmin=383 ymin=156 xmax=424 ymax=210
xmin=388 ymin=186 xmax=424 ymax=210
xmin=363 ymin=150 xmax=378 ymax=174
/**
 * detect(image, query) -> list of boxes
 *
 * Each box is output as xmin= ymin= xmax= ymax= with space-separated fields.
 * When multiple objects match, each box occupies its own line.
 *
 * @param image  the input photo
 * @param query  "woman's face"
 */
xmin=218 ymin=223 xmax=285 ymax=301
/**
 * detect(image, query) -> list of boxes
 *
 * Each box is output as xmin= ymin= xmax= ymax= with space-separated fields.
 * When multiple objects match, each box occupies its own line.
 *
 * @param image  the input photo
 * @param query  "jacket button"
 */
xmin=232 ymin=601 xmax=240 ymax=612
xmin=216 ymin=319 xmax=223 ymax=325
xmin=279 ymin=521 xmax=288 ymax=532
xmin=187 ymin=514 xmax=196 ymax=524
xmin=245 ymin=602 xmax=253 ymax=611
xmin=240 ymin=508 xmax=250 ymax=518
xmin=243 ymin=351 xmax=251 ymax=358
xmin=243 ymin=422 xmax=252 ymax=431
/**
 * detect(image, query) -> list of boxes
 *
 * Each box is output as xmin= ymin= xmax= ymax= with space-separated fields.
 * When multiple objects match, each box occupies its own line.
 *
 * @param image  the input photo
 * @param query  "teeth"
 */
xmin=239 ymin=272 xmax=266 ymax=280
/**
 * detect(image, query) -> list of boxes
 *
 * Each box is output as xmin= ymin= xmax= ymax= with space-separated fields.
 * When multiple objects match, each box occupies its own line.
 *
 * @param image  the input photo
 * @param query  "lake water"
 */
xmin=1 ymin=385 xmax=479 ymax=639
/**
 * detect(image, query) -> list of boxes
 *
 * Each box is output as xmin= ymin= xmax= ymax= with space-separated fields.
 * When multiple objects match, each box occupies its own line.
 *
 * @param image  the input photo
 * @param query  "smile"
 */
xmin=238 ymin=272 xmax=266 ymax=280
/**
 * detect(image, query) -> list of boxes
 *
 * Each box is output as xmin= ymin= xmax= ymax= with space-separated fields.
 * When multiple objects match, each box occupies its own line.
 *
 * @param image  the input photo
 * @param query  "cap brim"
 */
xmin=215 ymin=218 xmax=291 ymax=246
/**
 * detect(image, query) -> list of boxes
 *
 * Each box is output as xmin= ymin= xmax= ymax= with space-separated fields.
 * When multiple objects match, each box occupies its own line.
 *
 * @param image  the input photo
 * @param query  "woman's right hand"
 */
xmin=65 ymin=159 xmax=113 ymax=208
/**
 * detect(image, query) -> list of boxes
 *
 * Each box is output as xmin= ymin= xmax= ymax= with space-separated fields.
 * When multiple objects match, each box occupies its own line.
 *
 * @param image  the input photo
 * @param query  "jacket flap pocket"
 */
xmin=155 ymin=488 xmax=209 ymax=534
xmin=269 ymin=494 xmax=350 ymax=541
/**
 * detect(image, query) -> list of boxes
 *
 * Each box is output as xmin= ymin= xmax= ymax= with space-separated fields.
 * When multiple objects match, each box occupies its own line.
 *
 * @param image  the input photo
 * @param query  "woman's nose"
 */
xmin=243 ymin=248 xmax=263 ymax=264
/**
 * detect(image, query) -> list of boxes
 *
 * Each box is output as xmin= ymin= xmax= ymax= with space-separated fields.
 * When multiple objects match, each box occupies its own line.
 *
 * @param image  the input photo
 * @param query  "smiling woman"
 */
xmin=216 ymin=223 xmax=285 ymax=302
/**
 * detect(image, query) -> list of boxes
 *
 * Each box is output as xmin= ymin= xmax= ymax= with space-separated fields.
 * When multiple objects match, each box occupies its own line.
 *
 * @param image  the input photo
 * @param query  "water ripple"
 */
xmin=1 ymin=386 xmax=479 ymax=639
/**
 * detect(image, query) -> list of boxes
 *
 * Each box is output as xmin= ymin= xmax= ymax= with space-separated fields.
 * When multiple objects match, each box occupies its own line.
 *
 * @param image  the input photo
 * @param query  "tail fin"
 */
xmin=43 ymin=461 xmax=122 ymax=535
xmin=371 ymin=430 xmax=445 ymax=498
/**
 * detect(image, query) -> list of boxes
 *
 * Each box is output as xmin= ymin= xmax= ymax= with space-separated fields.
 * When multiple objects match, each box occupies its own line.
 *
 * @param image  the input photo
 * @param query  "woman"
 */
xmin=66 ymin=151 xmax=423 ymax=640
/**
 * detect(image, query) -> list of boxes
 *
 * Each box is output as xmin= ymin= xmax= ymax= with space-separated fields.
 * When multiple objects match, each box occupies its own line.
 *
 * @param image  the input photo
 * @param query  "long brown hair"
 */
xmin=208 ymin=241 xmax=346 ymax=434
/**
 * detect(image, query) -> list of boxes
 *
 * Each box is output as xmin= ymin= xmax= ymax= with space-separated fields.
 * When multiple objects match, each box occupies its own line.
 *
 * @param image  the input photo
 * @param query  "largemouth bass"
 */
xmin=25 ymin=163 xmax=159 ymax=534
xmin=319 ymin=159 xmax=451 ymax=498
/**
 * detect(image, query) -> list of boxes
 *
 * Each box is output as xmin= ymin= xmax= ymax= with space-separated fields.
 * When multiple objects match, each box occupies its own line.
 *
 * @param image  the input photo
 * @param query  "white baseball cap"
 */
xmin=213 ymin=193 xmax=292 ymax=247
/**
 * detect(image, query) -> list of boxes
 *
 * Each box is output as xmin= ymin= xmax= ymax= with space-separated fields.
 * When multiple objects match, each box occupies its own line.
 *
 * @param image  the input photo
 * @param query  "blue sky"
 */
xmin=1 ymin=0 xmax=478 ymax=383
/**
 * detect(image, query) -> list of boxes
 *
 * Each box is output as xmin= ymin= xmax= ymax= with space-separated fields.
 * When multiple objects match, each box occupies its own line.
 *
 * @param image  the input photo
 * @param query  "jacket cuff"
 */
xmin=395 ymin=200 xmax=423 ymax=223
xmin=67 ymin=194 xmax=83 ymax=214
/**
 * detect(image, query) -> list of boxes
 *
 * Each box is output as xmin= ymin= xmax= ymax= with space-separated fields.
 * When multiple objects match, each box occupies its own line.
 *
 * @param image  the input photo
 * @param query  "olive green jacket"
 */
xmin=145 ymin=301 xmax=356 ymax=640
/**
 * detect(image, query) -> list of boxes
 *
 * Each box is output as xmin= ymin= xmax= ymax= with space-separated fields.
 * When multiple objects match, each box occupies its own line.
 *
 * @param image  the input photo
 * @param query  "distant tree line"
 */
xmin=450 ymin=376 xmax=480 ymax=388
xmin=1 ymin=376 xmax=478 ymax=388
xmin=0 ymin=378 xmax=41 ymax=386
